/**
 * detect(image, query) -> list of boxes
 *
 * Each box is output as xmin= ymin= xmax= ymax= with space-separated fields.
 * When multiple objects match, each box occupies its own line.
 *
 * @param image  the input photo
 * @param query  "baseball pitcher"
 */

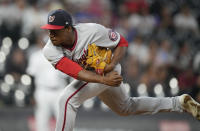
xmin=41 ymin=9 xmax=200 ymax=131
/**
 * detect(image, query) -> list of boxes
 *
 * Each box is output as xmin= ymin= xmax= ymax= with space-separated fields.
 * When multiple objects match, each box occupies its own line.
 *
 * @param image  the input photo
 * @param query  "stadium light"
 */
xmin=0 ymin=82 xmax=11 ymax=96
xmin=4 ymin=74 xmax=15 ymax=85
xmin=154 ymin=84 xmax=165 ymax=97
xmin=169 ymin=77 xmax=179 ymax=96
xmin=1 ymin=37 xmax=12 ymax=56
xmin=20 ymin=74 xmax=32 ymax=86
xmin=1 ymin=46 xmax=10 ymax=56
xmin=18 ymin=37 xmax=29 ymax=50
xmin=123 ymin=83 xmax=131 ymax=96
xmin=137 ymin=83 xmax=148 ymax=96
xmin=2 ymin=37 xmax=13 ymax=49
xmin=14 ymin=89 xmax=25 ymax=107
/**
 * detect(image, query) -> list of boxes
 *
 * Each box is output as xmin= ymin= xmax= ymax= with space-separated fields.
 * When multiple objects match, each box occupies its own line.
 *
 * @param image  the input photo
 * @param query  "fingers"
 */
xmin=115 ymin=77 xmax=123 ymax=82
xmin=110 ymin=81 xmax=122 ymax=87
xmin=105 ymin=78 xmax=121 ymax=87
xmin=113 ymin=73 xmax=123 ymax=80
xmin=115 ymin=78 xmax=123 ymax=85
xmin=113 ymin=75 xmax=122 ymax=81
xmin=110 ymin=76 xmax=122 ymax=87
xmin=103 ymin=71 xmax=123 ymax=87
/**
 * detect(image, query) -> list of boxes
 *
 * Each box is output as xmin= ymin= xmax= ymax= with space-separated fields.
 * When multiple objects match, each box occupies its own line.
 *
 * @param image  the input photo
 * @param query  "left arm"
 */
xmin=104 ymin=35 xmax=128 ymax=73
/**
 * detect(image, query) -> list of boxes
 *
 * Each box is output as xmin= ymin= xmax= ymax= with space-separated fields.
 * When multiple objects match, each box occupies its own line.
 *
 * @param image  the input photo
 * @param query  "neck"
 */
xmin=63 ymin=29 xmax=76 ymax=49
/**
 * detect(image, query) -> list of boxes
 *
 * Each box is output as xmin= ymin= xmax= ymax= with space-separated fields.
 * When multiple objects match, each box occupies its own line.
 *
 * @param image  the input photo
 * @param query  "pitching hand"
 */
xmin=101 ymin=71 xmax=122 ymax=87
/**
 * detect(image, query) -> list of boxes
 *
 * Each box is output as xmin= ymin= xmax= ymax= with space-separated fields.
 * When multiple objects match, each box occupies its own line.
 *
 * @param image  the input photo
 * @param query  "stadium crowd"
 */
xmin=0 ymin=0 xmax=200 ymax=108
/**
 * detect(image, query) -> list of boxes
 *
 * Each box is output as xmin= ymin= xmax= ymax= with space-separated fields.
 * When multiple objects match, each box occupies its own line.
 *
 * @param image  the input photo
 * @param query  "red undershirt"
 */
xmin=55 ymin=35 xmax=128 ymax=79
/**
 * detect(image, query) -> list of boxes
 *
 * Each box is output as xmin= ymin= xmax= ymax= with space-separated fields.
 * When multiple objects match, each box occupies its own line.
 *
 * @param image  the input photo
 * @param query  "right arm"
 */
xmin=55 ymin=57 xmax=122 ymax=87
xmin=77 ymin=69 xmax=122 ymax=87
xmin=42 ymin=40 xmax=122 ymax=87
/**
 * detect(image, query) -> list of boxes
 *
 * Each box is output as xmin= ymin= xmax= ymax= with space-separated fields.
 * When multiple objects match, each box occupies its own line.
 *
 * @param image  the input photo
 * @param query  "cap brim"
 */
xmin=40 ymin=24 xmax=65 ymax=30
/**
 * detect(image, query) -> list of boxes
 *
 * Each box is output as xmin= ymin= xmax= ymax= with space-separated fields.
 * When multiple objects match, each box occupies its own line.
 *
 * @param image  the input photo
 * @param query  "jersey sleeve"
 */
xmin=91 ymin=24 xmax=121 ymax=49
xmin=117 ymin=35 xmax=128 ymax=47
xmin=42 ymin=39 xmax=64 ymax=67
xmin=55 ymin=57 xmax=83 ymax=79
xmin=43 ymin=39 xmax=83 ymax=79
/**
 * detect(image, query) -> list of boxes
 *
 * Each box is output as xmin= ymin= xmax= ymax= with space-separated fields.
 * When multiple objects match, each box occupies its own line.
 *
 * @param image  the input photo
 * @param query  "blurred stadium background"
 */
xmin=0 ymin=0 xmax=200 ymax=131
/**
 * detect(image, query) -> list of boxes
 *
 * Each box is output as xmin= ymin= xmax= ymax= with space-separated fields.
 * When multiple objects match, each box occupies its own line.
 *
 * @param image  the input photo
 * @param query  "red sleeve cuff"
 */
xmin=117 ymin=35 xmax=128 ymax=47
xmin=55 ymin=57 xmax=83 ymax=79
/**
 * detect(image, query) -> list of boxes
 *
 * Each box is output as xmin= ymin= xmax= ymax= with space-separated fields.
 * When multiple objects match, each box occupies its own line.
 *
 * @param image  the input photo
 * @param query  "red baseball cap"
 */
xmin=41 ymin=9 xmax=72 ymax=30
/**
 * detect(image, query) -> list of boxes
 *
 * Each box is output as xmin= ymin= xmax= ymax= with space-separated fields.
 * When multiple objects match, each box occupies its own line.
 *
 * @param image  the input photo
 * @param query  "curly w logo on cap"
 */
xmin=49 ymin=16 xmax=55 ymax=23
xmin=41 ymin=9 xmax=72 ymax=30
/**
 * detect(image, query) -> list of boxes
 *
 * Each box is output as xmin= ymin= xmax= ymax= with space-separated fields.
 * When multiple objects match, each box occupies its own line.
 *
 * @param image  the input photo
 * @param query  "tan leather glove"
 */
xmin=85 ymin=43 xmax=112 ymax=75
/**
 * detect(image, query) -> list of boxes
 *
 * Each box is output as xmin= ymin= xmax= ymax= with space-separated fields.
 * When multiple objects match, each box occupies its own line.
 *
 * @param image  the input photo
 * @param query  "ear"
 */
xmin=65 ymin=26 xmax=72 ymax=32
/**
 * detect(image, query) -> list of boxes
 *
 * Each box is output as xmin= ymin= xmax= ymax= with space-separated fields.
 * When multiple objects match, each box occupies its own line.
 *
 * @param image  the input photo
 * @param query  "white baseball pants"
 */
xmin=55 ymin=65 xmax=182 ymax=131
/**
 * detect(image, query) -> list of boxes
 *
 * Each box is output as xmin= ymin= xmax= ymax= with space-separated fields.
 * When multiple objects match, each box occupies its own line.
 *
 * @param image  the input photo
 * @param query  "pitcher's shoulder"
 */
xmin=75 ymin=23 xmax=106 ymax=32
xmin=42 ymin=39 xmax=62 ymax=57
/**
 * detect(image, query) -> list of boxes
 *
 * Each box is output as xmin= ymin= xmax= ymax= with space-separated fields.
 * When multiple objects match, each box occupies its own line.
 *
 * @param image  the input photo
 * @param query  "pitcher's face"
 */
xmin=48 ymin=27 xmax=74 ymax=47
